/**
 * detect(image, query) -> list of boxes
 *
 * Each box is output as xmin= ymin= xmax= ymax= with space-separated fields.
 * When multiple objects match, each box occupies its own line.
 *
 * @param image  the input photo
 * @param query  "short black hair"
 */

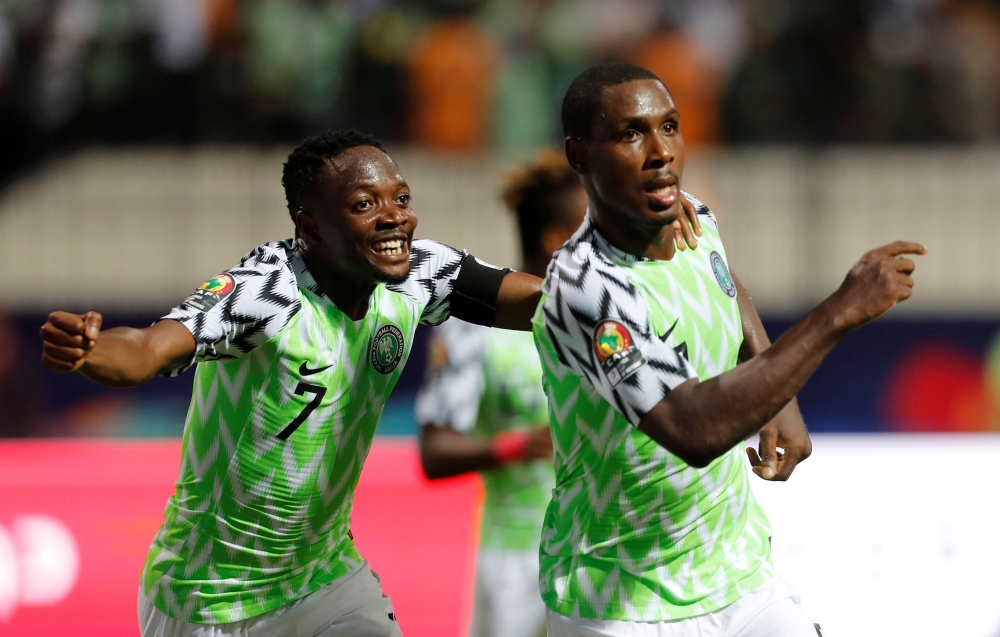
xmin=282 ymin=129 xmax=386 ymax=216
xmin=561 ymin=62 xmax=664 ymax=139
xmin=502 ymin=149 xmax=582 ymax=259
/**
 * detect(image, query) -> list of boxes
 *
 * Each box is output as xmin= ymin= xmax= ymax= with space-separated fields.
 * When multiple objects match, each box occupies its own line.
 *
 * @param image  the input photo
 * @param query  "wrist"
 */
xmin=491 ymin=431 xmax=532 ymax=465
xmin=816 ymin=294 xmax=853 ymax=339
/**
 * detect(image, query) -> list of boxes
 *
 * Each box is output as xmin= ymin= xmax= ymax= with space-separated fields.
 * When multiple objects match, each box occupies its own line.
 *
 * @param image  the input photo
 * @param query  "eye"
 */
xmin=356 ymin=199 xmax=373 ymax=211
xmin=395 ymin=193 xmax=410 ymax=205
xmin=621 ymin=129 xmax=640 ymax=142
xmin=664 ymin=120 xmax=678 ymax=134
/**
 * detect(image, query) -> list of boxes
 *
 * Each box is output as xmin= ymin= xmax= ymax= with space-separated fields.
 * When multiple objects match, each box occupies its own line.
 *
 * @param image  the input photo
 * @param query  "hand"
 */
xmin=828 ymin=241 xmax=926 ymax=330
xmin=40 ymin=311 xmax=103 ymax=373
xmin=522 ymin=426 xmax=553 ymax=461
xmin=673 ymin=195 xmax=703 ymax=251
xmin=746 ymin=401 xmax=812 ymax=481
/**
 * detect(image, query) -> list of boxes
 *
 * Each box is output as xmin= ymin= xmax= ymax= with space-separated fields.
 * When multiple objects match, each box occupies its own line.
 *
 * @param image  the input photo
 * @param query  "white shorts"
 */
xmin=469 ymin=548 xmax=547 ymax=637
xmin=546 ymin=576 xmax=822 ymax=637
xmin=138 ymin=561 xmax=402 ymax=637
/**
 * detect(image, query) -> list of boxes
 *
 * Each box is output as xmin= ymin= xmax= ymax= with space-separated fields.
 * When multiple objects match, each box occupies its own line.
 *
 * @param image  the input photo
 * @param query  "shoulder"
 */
xmin=407 ymin=239 xmax=463 ymax=280
xmin=225 ymin=240 xmax=300 ymax=310
xmin=386 ymin=239 xmax=463 ymax=303
xmin=682 ymin=191 xmax=719 ymax=232
xmin=541 ymin=223 xmax=642 ymax=324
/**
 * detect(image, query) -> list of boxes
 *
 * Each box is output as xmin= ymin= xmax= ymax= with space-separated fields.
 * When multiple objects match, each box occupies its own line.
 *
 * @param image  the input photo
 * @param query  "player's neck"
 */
xmin=590 ymin=205 xmax=676 ymax=262
xmin=302 ymin=252 xmax=378 ymax=321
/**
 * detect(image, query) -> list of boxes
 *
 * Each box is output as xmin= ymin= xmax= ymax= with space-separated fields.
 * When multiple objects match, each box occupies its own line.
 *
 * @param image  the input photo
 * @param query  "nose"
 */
xmin=645 ymin=130 xmax=673 ymax=171
xmin=377 ymin=201 xmax=410 ymax=229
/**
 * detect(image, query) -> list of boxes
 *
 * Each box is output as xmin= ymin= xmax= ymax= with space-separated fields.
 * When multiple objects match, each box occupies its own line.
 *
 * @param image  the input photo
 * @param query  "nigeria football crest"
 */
xmin=710 ymin=251 xmax=736 ymax=298
xmin=371 ymin=324 xmax=404 ymax=374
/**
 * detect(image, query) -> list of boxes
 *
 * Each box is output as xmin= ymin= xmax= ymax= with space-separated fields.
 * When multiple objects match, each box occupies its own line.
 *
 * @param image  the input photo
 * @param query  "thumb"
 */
xmin=754 ymin=427 xmax=779 ymax=480
xmin=82 ymin=311 xmax=103 ymax=346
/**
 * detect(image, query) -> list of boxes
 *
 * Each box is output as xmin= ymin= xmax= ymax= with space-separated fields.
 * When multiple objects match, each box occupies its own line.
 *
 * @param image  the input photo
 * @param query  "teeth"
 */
xmin=374 ymin=239 xmax=404 ymax=256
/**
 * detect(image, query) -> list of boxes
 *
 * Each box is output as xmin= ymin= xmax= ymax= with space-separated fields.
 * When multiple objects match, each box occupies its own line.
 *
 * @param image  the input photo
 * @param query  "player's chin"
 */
xmin=370 ymin=259 xmax=410 ymax=284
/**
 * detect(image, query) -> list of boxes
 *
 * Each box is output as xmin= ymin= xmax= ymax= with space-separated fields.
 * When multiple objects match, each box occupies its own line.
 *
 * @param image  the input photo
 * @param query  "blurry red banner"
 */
xmin=0 ymin=439 xmax=480 ymax=637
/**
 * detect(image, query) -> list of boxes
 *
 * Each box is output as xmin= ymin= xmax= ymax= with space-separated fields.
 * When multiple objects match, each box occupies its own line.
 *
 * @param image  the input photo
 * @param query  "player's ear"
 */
xmin=564 ymin=137 xmax=589 ymax=175
xmin=294 ymin=209 xmax=321 ymax=251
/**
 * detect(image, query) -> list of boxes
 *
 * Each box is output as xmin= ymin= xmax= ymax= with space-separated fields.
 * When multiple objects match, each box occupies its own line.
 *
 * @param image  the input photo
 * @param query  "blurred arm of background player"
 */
xmin=421 ymin=150 xmax=703 ymax=479
xmin=733 ymin=272 xmax=812 ymax=481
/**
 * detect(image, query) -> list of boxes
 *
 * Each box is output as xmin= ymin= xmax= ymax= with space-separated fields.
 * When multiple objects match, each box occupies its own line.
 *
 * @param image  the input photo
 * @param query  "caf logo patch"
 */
xmin=372 ymin=325 xmax=405 ymax=375
xmin=186 ymin=273 xmax=236 ymax=312
xmin=593 ymin=320 xmax=646 ymax=387
xmin=197 ymin=274 xmax=235 ymax=296
xmin=710 ymin=251 xmax=736 ymax=298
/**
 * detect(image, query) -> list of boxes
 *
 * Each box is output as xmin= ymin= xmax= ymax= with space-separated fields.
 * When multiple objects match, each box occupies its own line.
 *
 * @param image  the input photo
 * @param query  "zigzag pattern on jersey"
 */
xmin=163 ymin=241 xmax=302 ymax=377
xmin=144 ymin=239 xmax=469 ymax=624
xmin=387 ymin=240 xmax=464 ymax=326
xmin=540 ymin=220 xmax=697 ymax=427
xmin=532 ymin=202 xmax=775 ymax=622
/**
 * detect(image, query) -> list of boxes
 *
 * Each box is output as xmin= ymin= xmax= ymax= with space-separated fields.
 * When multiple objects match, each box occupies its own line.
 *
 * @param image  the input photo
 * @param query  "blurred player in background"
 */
xmin=535 ymin=63 xmax=924 ymax=636
xmin=415 ymin=150 xmax=586 ymax=637
xmin=38 ymin=130 xmax=547 ymax=637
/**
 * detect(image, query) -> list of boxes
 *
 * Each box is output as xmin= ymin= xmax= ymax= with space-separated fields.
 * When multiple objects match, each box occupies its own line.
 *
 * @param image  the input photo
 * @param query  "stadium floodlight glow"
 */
xmin=0 ymin=515 xmax=80 ymax=622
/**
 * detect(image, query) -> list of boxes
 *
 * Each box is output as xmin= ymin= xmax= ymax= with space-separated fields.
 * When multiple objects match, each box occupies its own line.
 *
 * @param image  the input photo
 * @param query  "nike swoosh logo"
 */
xmin=299 ymin=362 xmax=332 ymax=376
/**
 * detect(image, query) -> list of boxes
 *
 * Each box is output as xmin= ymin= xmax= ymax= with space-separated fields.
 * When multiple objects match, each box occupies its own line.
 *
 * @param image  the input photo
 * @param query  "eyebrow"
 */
xmin=618 ymin=109 xmax=679 ymax=128
xmin=348 ymin=179 xmax=408 ymax=191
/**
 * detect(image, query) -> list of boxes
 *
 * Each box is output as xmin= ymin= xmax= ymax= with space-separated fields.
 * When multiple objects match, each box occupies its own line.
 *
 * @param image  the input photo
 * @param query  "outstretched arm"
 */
xmin=639 ymin=242 xmax=925 ymax=468
xmin=734 ymin=272 xmax=812 ymax=481
xmin=40 ymin=311 xmax=194 ymax=387
xmin=420 ymin=423 xmax=552 ymax=480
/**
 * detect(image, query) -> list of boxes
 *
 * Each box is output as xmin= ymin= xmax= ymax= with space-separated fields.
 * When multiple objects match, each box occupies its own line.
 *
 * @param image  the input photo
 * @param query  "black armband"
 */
xmin=449 ymin=253 xmax=512 ymax=326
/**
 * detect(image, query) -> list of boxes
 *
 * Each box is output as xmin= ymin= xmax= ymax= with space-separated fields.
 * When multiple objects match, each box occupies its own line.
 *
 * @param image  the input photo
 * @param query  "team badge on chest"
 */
xmin=710 ymin=251 xmax=737 ymax=298
xmin=371 ymin=324 xmax=405 ymax=374
xmin=593 ymin=320 xmax=646 ymax=387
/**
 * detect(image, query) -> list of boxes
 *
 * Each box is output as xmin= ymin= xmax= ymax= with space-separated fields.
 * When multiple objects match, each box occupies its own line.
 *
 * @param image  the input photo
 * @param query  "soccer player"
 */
xmin=533 ymin=63 xmax=925 ymax=636
xmin=38 ymin=130 xmax=545 ymax=637
xmin=415 ymin=150 xmax=586 ymax=637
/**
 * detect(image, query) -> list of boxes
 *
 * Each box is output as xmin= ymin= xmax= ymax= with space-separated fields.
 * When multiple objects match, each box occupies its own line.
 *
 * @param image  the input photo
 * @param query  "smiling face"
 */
xmin=567 ymin=78 xmax=685 ymax=235
xmin=295 ymin=145 xmax=417 ymax=285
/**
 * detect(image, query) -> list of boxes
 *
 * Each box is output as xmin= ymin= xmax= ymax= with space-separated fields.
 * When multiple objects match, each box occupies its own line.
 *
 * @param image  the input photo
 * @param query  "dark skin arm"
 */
xmin=420 ymin=423 xmax=552 ymax=480
xmin=734 ymin=272 xmax=812 ymax=481
xmin=40 ymin=311 xmax=195 ymax=387
xmin=638 ymin=242 xmax=925 ymax=468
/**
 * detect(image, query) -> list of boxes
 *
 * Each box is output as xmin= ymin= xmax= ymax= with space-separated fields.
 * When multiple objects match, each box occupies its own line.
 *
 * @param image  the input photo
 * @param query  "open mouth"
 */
xmin=644 ymin=180 xmax=679 ymax=209
xmin=373 ymin=238 xmax=407 ymax=257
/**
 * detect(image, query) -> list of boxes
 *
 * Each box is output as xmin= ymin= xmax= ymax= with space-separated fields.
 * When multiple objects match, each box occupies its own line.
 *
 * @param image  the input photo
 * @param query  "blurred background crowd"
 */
xmin=2 ymin=0 xmax=1000 ymax=440
xmin=3 ymin=0 xmax=1000 ymax=186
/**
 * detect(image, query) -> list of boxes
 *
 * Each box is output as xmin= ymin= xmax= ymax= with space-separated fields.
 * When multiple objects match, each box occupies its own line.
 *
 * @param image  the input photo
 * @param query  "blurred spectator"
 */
xmin=933 ymin=0 xmax=1000 ymax=141
xmin=633 ymin=28 xmax=721 ymax=146
xmin=0 ymin=313 xmax=42 ymax=437
xmin=406 ymin=6 xmax=496 ymax=151
xmin=2 ymin=0 xmax=1000 ymax=175
xmin=245 ymin=0 xmax=354 ymax=137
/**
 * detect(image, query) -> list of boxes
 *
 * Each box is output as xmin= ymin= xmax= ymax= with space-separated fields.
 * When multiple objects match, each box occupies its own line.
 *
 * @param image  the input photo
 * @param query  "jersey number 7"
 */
xmin=276 ymin=382 xmax=327 ymax=440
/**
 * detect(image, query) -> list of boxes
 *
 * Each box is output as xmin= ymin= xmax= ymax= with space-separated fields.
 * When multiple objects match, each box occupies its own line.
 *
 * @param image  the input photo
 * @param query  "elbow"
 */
xmin=418 ymin=446 xmax=447 ymax=480
xmin=679 ymin=450 xmax=720 ymax=469
xmin=420 ymin=461 xmax=447 ymax=481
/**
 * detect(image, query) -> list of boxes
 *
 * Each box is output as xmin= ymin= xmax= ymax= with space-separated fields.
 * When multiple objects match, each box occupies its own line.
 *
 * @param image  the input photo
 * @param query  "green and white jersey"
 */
xmin=141 ymin=238 xmax=470 ymax=624
xmin=532 ymin=198 xmax=774 ymax=622
xmin=415 ymin=320 xmax=555 ymax=551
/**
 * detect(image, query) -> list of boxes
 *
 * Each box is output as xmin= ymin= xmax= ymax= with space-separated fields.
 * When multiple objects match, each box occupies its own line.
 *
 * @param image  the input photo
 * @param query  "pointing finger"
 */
xmin=877 ymin=241 xmax=927 ymax=258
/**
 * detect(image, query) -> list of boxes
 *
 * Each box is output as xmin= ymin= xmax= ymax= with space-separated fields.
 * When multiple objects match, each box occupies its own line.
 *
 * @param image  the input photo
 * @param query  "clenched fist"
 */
xmin=828 ymin=241 xmax=926 ymax=330
xmin=40 ymin=311 xmax=103 ymax=373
